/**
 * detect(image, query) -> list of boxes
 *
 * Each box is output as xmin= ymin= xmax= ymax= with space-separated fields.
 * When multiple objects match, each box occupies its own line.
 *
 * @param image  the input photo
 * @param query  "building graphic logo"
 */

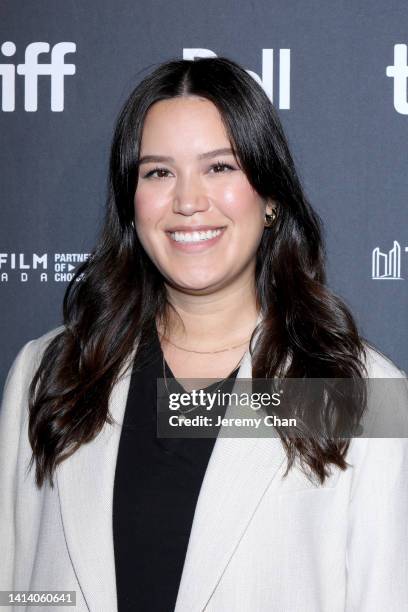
xmin=372 ymin=241 xmax=407 ymax=279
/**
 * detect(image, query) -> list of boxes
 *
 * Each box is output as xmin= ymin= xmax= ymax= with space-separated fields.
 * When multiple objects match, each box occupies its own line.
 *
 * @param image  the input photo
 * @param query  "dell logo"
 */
xmin=0 ymin=41 xmax=76 ymax=112
xmin=183 ymin=48 xmax=291 ymax=109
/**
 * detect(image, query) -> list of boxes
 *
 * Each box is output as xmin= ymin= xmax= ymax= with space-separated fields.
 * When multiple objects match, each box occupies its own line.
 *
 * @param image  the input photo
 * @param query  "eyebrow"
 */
xmin=138 ymin=147 xmax=235 ymax=165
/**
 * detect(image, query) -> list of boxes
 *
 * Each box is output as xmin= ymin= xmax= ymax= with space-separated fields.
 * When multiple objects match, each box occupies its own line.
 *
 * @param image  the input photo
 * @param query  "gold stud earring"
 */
xmin=264 ymin=208 xmax=277 ymax=228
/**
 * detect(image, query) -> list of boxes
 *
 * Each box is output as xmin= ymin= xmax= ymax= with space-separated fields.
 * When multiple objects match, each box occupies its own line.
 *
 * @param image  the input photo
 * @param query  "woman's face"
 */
xmin=134 ymin=95 xmax=272 ymax=294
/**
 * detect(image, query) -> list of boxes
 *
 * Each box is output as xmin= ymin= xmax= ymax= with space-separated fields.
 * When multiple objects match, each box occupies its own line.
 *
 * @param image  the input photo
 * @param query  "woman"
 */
xmin=0 ymin=56 xmax=407 ymax=612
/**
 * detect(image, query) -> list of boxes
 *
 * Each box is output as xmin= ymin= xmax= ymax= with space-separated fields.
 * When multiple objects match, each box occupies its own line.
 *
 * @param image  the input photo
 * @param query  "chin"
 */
xmin=168 ymin=274 xmax=223 ymax=294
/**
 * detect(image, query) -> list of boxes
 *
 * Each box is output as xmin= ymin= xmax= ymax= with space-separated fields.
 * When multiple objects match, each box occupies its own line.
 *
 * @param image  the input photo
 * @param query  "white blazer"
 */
xmin=1 ymin=324 xmax=408 ymax=612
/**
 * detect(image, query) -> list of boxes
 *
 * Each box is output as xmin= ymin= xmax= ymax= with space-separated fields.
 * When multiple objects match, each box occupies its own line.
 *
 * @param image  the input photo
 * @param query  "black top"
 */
xmin=113 ymin=323 xmax=239 ymax=612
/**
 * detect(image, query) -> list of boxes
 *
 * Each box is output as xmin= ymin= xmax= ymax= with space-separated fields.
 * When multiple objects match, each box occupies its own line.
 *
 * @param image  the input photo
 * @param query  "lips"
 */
xmin=169 ymin=228 xmax=223 ymax=243
xmin=165 ymin=225 xmax=226 ymax=249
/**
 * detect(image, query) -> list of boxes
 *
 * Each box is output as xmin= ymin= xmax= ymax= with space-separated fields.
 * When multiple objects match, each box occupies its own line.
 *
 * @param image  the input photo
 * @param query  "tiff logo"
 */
xmin=386 ymin=44 xmax=408 ymax=114
xmin=372 ymin=241 xmax=408 ymax=280
xmin=0 ymin=41 xmax=76 ymax=112
xmin=183 ymin=48 xmax=291 ymax=109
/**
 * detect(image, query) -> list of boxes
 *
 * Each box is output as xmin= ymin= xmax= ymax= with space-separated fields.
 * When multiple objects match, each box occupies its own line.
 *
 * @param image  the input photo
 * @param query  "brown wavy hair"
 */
xmin=28 ymin=56 xmax=368 ymax=488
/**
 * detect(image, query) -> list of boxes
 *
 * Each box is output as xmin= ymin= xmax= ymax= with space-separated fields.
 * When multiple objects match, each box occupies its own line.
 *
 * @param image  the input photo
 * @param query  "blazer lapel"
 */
xmin=56 ymin=345 xmax=137 ymax=612
xmin=174 ymin=348 xmax=287 ymax=612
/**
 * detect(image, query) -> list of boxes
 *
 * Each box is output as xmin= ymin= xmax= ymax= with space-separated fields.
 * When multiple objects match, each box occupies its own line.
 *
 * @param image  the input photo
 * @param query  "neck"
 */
xmin=158 ymin=275 xmax=260 ymax=351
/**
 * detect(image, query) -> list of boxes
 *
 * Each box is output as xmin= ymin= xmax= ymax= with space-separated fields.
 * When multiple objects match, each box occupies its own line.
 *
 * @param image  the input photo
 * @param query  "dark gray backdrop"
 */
xmin=1 ymin=0 xmax=407 ymax=389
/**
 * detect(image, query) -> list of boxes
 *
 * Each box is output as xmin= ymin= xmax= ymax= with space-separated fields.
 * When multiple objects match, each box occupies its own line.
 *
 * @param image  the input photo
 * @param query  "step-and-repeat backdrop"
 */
xmin=1 ymin=1 xmax=407 ymax=387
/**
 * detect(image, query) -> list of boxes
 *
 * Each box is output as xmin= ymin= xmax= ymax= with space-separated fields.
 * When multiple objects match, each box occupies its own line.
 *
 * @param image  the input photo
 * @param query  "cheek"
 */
xmin=217 ymin=182 xmax=264 ymax=224
xmin=134 ymin=188 xmax=163 ymax=226
xmin=134 ymin=190 xmax=148 ymax=222
xmin=133 ymin=191 xmax=148 ymax=217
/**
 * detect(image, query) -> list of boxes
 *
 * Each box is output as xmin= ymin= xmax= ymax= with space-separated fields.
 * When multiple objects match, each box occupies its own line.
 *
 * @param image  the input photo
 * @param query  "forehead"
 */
xmin=139 ymin=96 xmax=230 ymax=152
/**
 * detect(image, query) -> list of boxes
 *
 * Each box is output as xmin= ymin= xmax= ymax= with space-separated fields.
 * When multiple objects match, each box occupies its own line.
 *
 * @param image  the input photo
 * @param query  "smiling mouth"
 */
xmin=168 ymin=228 xmax=225 ymax=243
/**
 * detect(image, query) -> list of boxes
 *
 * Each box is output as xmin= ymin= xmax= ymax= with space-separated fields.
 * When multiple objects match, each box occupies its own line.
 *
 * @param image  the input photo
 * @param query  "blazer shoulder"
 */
xmin=357 ymin=341 xmax=408 ymax=439
xmin=28 ymin=324 xmax=65 ymax=356
xmin=3 ymin=325 xmax=66 ymax=394
xmin=30 ymin=324 xmax=66 ymax=350
xmin=362 ymin=341 xmax=406 ymax=379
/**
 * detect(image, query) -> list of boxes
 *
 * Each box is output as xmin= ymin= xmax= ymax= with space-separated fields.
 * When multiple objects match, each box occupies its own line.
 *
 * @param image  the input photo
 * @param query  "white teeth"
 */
xmin=169 ymin=228 xmax=223 ymax=243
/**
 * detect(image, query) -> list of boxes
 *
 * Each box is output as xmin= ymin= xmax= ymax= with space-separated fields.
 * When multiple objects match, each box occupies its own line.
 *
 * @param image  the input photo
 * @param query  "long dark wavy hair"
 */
xmin=28 ymin=56 xmax=368 ymax=488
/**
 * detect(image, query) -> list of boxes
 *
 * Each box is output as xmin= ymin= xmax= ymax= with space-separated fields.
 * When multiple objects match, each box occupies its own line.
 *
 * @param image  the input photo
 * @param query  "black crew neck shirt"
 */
xmin=113 ymin=323 xmax=240 ymax=612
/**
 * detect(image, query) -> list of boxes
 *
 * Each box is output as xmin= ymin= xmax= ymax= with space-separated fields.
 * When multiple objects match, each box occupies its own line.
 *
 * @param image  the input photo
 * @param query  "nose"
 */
xmin=172 ymin=173 xmax=210 ymax=216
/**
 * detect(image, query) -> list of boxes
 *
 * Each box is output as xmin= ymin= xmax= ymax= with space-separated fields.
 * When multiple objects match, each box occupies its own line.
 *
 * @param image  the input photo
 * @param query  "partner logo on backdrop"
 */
xmin=386 ymin=44 xmax=408 ymax=115
xmin=183 ymin=48 xmax=291 ymax=108
xmin=372 ymin=241 xmax=408 ymax=280
xmin=0 ymin=41 xmax=76 ymax=111
xmin=3 ymin=246 xmax=406 ymax=283
xmin=0 ymin=252 xmax=90 ymax=283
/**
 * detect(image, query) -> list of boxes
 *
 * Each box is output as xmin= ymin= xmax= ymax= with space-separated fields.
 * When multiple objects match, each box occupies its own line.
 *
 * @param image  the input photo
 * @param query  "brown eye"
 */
xmin=210 ymin=162 xmax=234 ymax=173
xmin=143 ymin=167 xmax=170 ymax=179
